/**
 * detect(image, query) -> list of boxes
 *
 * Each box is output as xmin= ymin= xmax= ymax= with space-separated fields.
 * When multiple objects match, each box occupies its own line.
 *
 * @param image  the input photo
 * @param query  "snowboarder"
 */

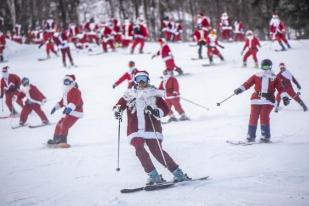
xmin=113 ymin=70 xmax=189 ymax=184
xmin=233 ymin=59 xmax=290 ymax=143
xmin=205 ymin=29 xmax=225 ymax=64
xmin=151 ymin=38 xmax=184 ymax=75
xmin=275 ymin=62 xmax=307 ymax=112
xmin=158 ymin=70 xmax=189 ymax=123
xmin=47 ymin=74 xmax=83 ymax=147
xmin=0 ymin=31 xmax=6 ymax=62
xmin=112 ymin=61 xmax=139 ymax=89
xmin=130 ymin=17 xmax=148 ymax=54
xmin=18 ymin=77 xmax=49 ymax=126
xmin=241 ymin=30 xmax=261 ymax=68
xmin=0 ymin=66 xmax=23 ymax=115
xmin=269 ymin=14 xmax=291 ymax=51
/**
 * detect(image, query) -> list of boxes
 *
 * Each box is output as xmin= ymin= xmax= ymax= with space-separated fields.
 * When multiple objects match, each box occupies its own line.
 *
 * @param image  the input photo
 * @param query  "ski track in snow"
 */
xmin=0 ymin=40 xmax=309 ymax=206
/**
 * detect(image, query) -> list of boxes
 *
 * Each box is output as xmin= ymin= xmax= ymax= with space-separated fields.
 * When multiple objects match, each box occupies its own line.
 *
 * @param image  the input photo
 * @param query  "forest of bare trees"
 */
xmin=1 ymin=0 xmax=309 ymax=40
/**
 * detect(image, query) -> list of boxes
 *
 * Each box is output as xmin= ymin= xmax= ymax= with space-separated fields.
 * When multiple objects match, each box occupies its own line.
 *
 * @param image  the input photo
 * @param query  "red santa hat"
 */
xmin=158 ymin=38 xmax=166 ymax=44
xmin=64 ymin=74 xmax=76 ymax=82
xmin=2 ymin=66 xmax=9 ymax=73
xmin=134 ymin=70 xmax=150 ymax=83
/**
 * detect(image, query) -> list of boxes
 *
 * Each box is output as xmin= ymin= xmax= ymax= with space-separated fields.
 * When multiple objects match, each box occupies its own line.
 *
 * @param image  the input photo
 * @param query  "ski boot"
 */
xmin=42 ymin=120 xmax=50 ymax=125
xmin=260 ymin=138 xmax=271 ymax=143
xmin=254 ymin=62 xmax=259 ymax=69
xmin=274 ymin=106 xmax=279 ymax=113
xmin=299 ymin=100 xmax=308 ymax=112
xmin=260 ymin=125 xmax=271 ymax=143
xmin=146 ymin=169 xmax=165 ymax=185
xmin=175 ymin=67 xmax=184 ymax=75
xmin=10 ymin=108 xmax=18 ymax=117
xmin=246 ymin=125 xmax=257 ymax=142
xmin=47 ymin=135 xmax=67 ymax=145
xmin=167 ymin=115 xmax=178 ymax=123
xmin=243 ymin=61 xmax=247 ymax=67
xmin=179 ymin=113 xmax=190 ymax=121
xmin=172 ymin=167 xmax=190 ymax=182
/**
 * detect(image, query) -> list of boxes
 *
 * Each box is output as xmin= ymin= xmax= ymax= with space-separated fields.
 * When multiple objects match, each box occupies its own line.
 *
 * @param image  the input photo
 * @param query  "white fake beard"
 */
xmin=63 ymin=83 xmax=74 ymax=93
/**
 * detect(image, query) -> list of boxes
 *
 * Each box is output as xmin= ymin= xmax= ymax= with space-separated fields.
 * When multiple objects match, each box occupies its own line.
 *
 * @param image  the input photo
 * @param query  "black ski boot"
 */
xmin=299 ymin=100 xmax=308 ymax=111
xmin=47 ymin=135 xmax=67 ymax=145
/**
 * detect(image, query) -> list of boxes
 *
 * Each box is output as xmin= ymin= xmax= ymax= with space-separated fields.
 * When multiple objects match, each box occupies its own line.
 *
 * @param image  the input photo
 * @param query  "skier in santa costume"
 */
xmin=152 ymin=38 xmax=184 ymax=75
xmin=193 ymin=24 xmax=208 ymax=59
xmin=233 ymin=19 xmax=245 ymax=41
xmin=0 ymin=31 xmax=6 ymax=62
xmin=48 ymin=74 xmax=83 ymax=147
xmin=269 ymin=14 xmax=291 ymax=51
xmin=131 ymin=17 xmax=148 ymax=54
xmin=39 ymin=32 xmax=58 ymax=59
xmin=114 ymin=70 xmax=189 ymax=184
xmin=112 ymin=61 xmax=139 ymax=89
xmin=54 ymin=32 xmax=75 ymax=67
xmin=158 ymin=70 xmax=189 ymax=122
xmin=241 ymin=30 xmax=261 ymax=68
xmin=18 ymin=77 xmax=49 ymax=126
xmin=206 ymin=29 xmax=224 ymax=64
xmin=234 ymin=59 xmax=290 ymax=143
xmin=275 ymin=62 xmax=307 ymax=112
xmin=0 ymin=66 xmax=23 ymax=115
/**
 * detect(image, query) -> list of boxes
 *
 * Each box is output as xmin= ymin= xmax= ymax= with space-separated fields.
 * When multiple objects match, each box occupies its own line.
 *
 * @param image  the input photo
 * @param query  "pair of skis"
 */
xmin=11 ymin=123 xmax=54 ymax=129
xmin=121 ymin=176 xmax=209 ymax=193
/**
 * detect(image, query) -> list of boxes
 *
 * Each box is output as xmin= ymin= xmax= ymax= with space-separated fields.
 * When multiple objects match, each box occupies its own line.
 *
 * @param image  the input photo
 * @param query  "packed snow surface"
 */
xmin=0 ymin=40 xmax=309 ymax=206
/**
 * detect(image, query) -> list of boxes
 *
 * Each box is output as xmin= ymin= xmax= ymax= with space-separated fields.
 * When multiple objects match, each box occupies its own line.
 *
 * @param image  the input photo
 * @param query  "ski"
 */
xmin=0 ymin=60 xmax=9 ymax=63
xmin=122 ymin=52 xmax=152 ymax=55
xmin=120 ymin=176 xmax=209 ymax=193
xmin=275 ymin=49 xmax=287 ymax=52
xmin=38 ymin=58 xmax=50 ymax=61
xmin=11 ymin=124 xmax=28 ymax=129
xmin=191 ymin=57 xmax=205 ymax=61
xmin=226 ymin=140 xmax=274 ymax=146
xmin=0 ymin=115 xmax=11 ymax=119
xmin=175 ymin=72 xmax=190 ymax=77
xmin=29 ymin=122 xmax=54 ymax=128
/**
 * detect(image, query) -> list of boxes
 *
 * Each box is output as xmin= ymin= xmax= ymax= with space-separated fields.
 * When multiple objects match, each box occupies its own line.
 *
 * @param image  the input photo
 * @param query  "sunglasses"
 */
xmin=135 ymin=75 xmax=148 ymax=83
xmin=63 ymin=79 xmax=73 ymax=85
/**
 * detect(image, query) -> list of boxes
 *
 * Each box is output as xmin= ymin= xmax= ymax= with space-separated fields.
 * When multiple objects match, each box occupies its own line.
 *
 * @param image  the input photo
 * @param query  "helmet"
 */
xmin=261 ymin=59 xmax=272 ymax=70
xmin=21 ymin=77 xmax=30 ymax=86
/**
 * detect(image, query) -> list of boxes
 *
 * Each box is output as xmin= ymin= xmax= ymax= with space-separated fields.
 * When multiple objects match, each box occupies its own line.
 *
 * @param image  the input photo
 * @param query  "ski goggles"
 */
xmin=63 ymin=79 xmax=73 ymax=85
xmin=261 ymin=65 xmax=272 ymax=70
xmin=135 ymin=75 xmax=149 ymax=83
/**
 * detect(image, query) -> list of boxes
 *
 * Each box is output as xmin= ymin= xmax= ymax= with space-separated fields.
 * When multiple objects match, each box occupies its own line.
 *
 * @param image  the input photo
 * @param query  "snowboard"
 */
xmin=120 ymin=176 xmax=209 ymax=193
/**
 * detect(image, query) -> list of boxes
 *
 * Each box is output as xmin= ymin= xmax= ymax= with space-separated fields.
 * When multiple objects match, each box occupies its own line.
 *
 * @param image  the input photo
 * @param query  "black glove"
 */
xmin=145 ymin=106 xmax=160 ymax=117
xmin=296 ymin=83 xmax=301 ymax=90
xmin=112 ymin=84 xmax=116 ymax=89
xmin=283 ymin=96 xmax=290 ymax=106
xmin=114 ymin=106 xmax=122 ymax=120
xmin=218 ymin=45 xmax=225 ymax=49
xmin=234 ymin=88 xmax=243 ymax=95
xmin=51 ymin=107 xmax=57 ymax=115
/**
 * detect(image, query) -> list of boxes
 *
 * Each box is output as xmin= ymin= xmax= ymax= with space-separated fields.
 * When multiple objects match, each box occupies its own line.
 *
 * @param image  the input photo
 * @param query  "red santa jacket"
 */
xmin=158 ymin=75 xmax=180 ymax=99
xmin=84 ymin=22 xmax=98 ymax=34
xmin=55 ymin=86 xmax=84 ymax=118
xmin=269 ymin=21 xmax=286 ymax=35
xmin=69 ymin=25 xmax=80 ymax=37
xmin=114 ymin=69 xmax=139 ymax=88
xmin=193 ymin=29 xmax=207 ymax=42
xmin=19 ymin=84 xmax=46 ymax=104
xmin=0 ymin=34 xmax=6 ymax=48
xmin=156 ymin=43 xmax=173 ymax=62
xmin=239 ymin=71 xmax=286 ymax=105
xmin=115 ymin=86 xmax=169 ymax=142
xmin=220 ymin=18 xmax=232 ymax=30
xmin=276 ymin=69 xmax=300 ymax=89
xmin=234 ymin=21 xmax=244 ymax=34
xmin=161 ymin=20 xmax=169 ymax=32
xmin=1 ymin=73 xmax=21 ymax=96
xmin=197 ymin=17 xmax=211 ymax=32
xmin=243 ymin=36 xmax=260 ymax=51
xmin=122 ymin=23 xmax=133 ymax=39
xmin=206 ymin=35 xmax=220 ymax=48
xmin=133 ymin=24 xmax=148 ymax=39
xmin=101 ymin=26 xmax=113 ymax=42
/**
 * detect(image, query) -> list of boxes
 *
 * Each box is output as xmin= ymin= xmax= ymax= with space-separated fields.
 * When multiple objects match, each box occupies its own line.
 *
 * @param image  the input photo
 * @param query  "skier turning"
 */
xmin=113 ymin=70 xmax=189 ymax=184
xmin=233 ymin=59 xmax=289 ymax=143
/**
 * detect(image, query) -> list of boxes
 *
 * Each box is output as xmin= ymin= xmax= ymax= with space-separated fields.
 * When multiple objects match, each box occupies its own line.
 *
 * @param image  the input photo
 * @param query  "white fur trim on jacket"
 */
xmin=128 ymin=131 xmax=163 ymax=142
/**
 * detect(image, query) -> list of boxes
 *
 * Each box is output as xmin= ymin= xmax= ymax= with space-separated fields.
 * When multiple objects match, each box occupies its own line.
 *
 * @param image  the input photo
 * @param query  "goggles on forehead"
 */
xmin=135 ymin=75 xmax=149 ymax=83
xmin=63 ymin=79 xmax=73 ymax=85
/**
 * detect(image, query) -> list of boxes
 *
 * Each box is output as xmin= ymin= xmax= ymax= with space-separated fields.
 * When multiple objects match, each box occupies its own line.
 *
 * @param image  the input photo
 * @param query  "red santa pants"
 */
xmin=166 ymin=98 xmax=184 ymax=115
xmin=131 ymin=39 xmax=145 ymax=52
xmin=163 ymin=31 xmax=171 ymax=41
xmin=5 ymin=91 xmax=23 ymax=112
xmin=234 ymin=33 xmax=244 ymax=41
xmin=0 ymin=46 xmax=4 ymax=55
xmin=131 ymin=137 xmax=178 ymax=173
xmin=276 ymin=86 xmax=301 ymax=106
xmin=207 ymin=47 xmax=222 ymax=58
xmin=221 ymin=29 xmax=232 ymax=40
xmin=276 ymin=33 xmax=289 ymax=45
xmin=54 ymin=115 xmax=79 ymax=138
xmin=102 ymin=40 xmax=115 ymax=52
xmin=243 ymin=48 xmax=258 ymax=63
xmin=114 ymin=34 xmax=122 ymax=44
xmin=86 ymin=34 xmax=99 ymax=44
xmin=20 ymin=103 xmax=48 ymax=124
xmin=46 ymin=43 xmax=57 ymax=56
xmin=249 ymin=104 xmax=273 ymax=127
xmin=61 ymin=48 xmax=74 ymax=66
xmin=121 ymin=39 xmax=131 ymax=47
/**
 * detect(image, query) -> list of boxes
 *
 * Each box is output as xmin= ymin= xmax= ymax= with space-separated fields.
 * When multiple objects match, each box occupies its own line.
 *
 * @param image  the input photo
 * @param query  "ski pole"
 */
xmin=216 ymin=93 xmax=235 ymax=106
xmin=1 ymin=97 xmax=3 ymax=112
xmin=180 ymin=96 xmax=210 ymax=111
xmin=147 ymin=113 xmax=167 ymax=167
xmin=116 ymin=116 xmax=122 ymax=172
